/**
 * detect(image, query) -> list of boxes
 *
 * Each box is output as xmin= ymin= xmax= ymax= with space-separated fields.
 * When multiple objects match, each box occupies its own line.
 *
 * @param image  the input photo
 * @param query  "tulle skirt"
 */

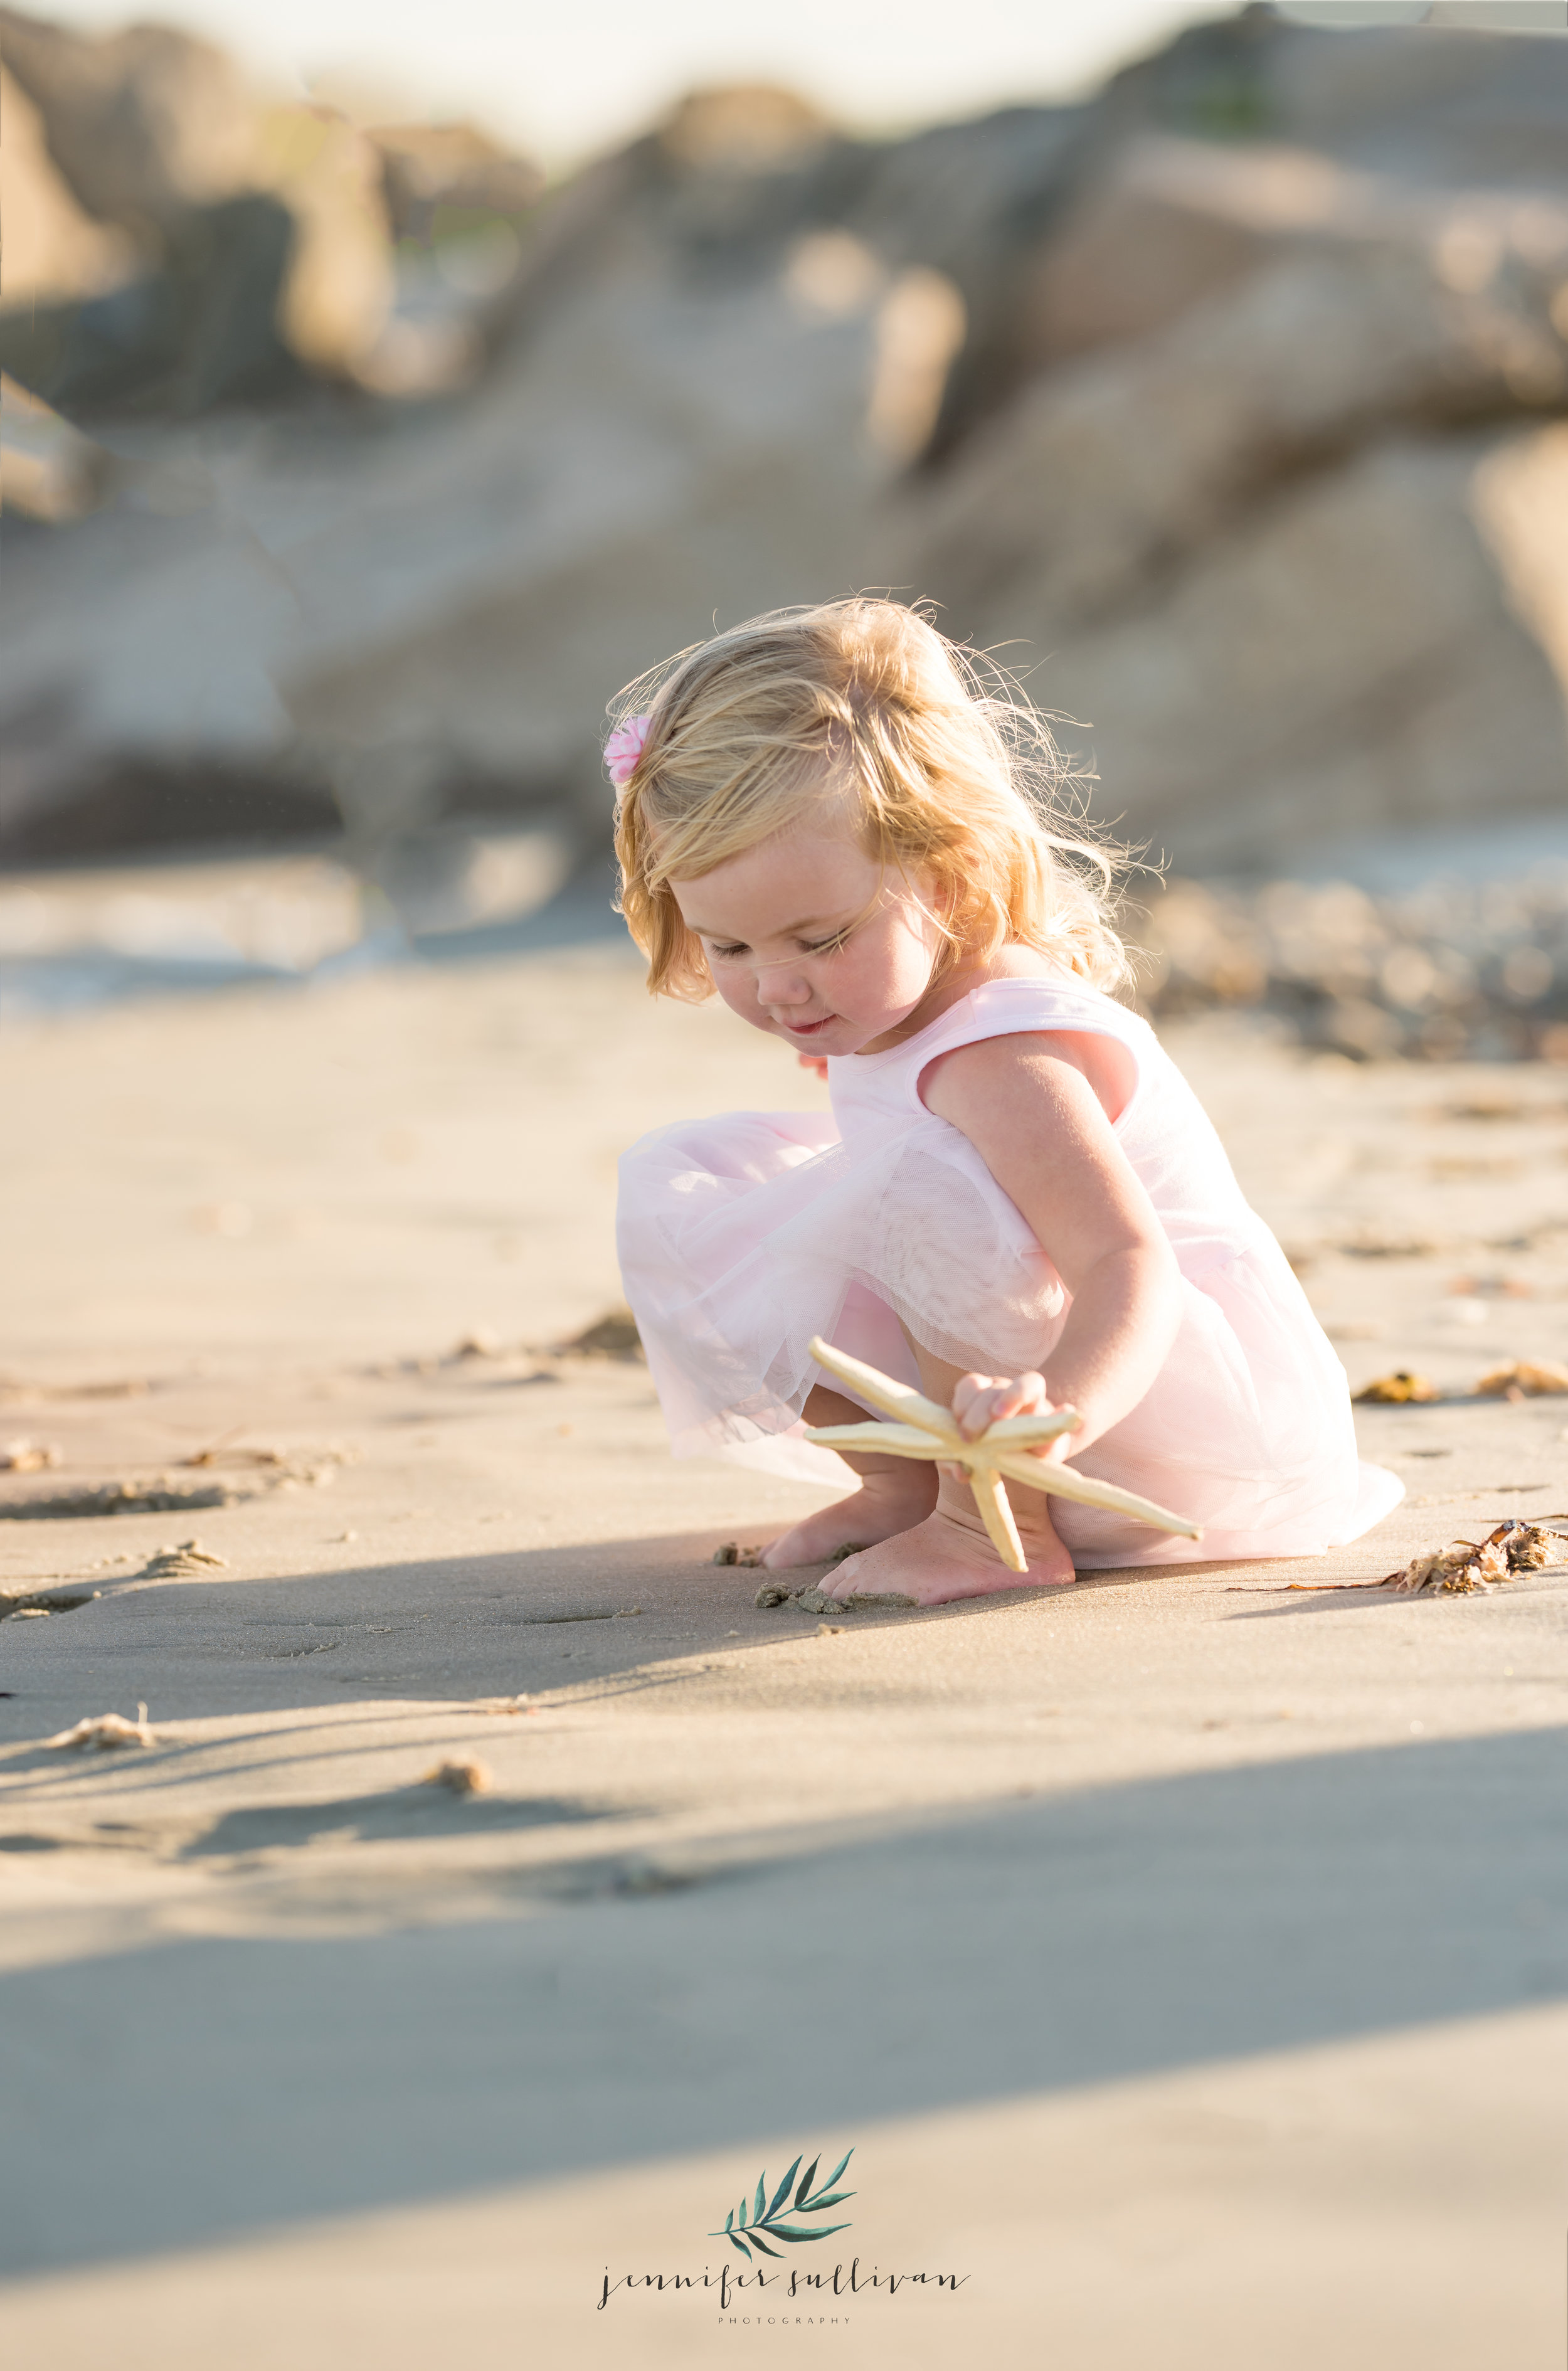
xmin=617 ymin=1109 xmax=1402 ymax=1567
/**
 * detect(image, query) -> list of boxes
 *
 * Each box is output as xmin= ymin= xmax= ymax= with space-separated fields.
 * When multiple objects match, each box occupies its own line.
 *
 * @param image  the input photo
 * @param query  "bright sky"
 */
xmin=39 ymin=0 xmax=1227 ymax=166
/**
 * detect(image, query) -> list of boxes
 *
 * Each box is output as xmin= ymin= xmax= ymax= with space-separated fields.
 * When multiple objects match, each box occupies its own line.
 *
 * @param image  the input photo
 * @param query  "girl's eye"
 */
xmin=802 ymin=933 xmax=848 ymax=956
xmin=710 ymin=942 xmax=748 ymax=960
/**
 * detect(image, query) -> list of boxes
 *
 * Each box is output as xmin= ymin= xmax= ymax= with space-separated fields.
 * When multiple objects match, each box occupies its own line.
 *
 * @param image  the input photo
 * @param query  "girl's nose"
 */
xmin=756 ymin=967 xmax=811 ymax=1007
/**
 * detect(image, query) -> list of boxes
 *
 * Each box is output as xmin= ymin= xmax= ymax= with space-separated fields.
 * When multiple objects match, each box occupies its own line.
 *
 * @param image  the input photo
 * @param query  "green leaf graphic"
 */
xmin=709 ymin=2146 xmax=854 ymax=2257
xmin=768 ymin=2157 xmax=802 ymax=2219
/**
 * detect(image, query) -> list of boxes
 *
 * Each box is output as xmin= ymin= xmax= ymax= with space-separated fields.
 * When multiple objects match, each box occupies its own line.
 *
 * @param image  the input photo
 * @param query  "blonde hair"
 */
xmin=610 ymin=597 xmax=1130 ymax=1000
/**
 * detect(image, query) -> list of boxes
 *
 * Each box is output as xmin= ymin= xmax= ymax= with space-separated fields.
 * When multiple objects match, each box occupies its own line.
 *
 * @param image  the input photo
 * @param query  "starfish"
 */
xmin=803 ymin=1335 xmax=1202 ymax=1573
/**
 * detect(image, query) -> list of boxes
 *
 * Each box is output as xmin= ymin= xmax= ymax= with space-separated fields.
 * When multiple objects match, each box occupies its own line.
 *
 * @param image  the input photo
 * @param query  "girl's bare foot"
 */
xmin=761 ymin=1464 xmax=938 ymax=1568
xmin=761 ymin=1379 xmax=939 ymax=1569
xmin=818 ymin=1477 xmax=1077 ymax=1605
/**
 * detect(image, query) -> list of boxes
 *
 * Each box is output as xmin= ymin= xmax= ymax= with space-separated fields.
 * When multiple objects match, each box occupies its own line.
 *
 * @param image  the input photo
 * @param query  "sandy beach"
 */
xmin=3 ymin=936 xmax=1568 ymax=2367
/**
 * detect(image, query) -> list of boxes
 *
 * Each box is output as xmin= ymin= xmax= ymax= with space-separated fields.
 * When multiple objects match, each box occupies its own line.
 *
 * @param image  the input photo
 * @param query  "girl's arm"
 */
xmin=920 ymin=1031 xmax=1182 ymax=1457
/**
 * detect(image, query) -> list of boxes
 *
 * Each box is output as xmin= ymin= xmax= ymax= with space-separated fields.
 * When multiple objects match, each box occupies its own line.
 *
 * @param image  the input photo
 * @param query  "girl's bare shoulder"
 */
xmin=920 ymin=1014 xmax=1135 ymax=1128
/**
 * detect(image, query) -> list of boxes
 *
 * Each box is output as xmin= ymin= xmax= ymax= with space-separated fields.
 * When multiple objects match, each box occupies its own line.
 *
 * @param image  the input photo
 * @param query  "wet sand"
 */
xmin=3 ymin=945 xmax=1567 ymax=2368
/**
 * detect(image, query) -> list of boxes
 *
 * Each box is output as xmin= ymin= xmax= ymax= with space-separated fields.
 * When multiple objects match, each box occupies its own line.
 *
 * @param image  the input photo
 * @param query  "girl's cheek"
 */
xmin=712 ymin=968 xmax=764 ymax=1023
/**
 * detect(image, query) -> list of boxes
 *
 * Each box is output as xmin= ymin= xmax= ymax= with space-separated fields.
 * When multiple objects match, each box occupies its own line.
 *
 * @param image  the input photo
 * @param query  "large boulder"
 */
xmin=907 ymin=153 xmax=1568 ymax=634
xmin=0 ymin=120 xmax=956 ymax=852
xmin=1011 ymin=134 xmax=1302 ymax=373
xmin=0 ymin=373 xmax=114 ymax=521
xmin=0 ymin=6 xmax=258 ymax=239
xmin=0 ymin=61 xmax=139 ymax=305
xmin=251 ymin=105 xmax=394 ymax=381
xmin=987 ymin=425 xmax=1568 ymax=871
xmin=0 ymin=193 xmax=308 ymax=413
xmin=279 ymin=240 xmax=950 ymax=806
xmin=929 ymin=8 xmax=1568 ymax=443
xmin=0 ymin=11 xmax=396 ymax=404
xmin=11 ymin=4 xmax=1568 ymax=880
xmin=1101 ymin=4 xmax=1568 ymax=181
xmin=367 ymin=121 xmax=543 ymax=248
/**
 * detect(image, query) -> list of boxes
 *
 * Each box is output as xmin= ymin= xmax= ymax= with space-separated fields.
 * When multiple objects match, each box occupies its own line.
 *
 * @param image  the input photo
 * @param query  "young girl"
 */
xmin=609 ymin=599 xmax=1402 ymax=1606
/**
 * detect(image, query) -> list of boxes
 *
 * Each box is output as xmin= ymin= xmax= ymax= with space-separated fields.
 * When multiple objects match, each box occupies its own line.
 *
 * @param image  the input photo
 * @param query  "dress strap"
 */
xmin=911 ymin=978 xmax=1148 ymax=1106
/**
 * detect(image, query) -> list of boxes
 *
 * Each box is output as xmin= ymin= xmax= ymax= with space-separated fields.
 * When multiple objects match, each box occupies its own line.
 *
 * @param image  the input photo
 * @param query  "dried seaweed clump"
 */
xmin=421 ymin=1754 xmax=491 ymax=1795
xmin=1353 ymin=1371 xmax=1442 ymax=1405
xmin=1385 ymin=1520 xmax=1568 ymax=1595
xmin=1 ymin=1440 xmax=61 ymax=1472
xmin=558 ymin=1307 xmax=643 ymax=1359
xmin=1475 ymin=1360 xmax=1568 ymax=1398
xmin=45 ymin=1702 xmax=156 ymax=1749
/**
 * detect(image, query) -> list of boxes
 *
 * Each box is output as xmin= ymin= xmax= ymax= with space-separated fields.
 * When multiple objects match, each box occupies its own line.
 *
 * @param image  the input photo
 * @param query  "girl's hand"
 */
xmin=797 ymin=1053 xmax=829 ymax=1081
xmin=946 ymin=1370 xmax=1073 ymax=1468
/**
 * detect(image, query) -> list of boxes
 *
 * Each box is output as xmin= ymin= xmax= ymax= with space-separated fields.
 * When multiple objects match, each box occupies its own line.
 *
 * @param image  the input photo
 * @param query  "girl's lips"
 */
xmin=781 ymin=1016 xmax=834 ymax=1037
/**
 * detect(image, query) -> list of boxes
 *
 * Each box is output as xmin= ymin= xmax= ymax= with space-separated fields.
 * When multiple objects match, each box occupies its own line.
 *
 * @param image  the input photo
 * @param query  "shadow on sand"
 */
xmin=2 ymin=1586 xmax=1565 ymax=2275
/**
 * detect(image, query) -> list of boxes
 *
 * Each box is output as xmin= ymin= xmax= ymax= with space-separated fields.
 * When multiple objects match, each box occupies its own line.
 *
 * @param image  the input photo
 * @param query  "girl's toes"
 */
xmin=820 ymin=1554 xmax=864 ymax=1600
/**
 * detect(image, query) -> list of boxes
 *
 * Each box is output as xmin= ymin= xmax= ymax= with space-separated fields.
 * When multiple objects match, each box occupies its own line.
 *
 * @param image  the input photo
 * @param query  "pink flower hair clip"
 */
xmin=604 ymin=713 xmax=652 ymax=788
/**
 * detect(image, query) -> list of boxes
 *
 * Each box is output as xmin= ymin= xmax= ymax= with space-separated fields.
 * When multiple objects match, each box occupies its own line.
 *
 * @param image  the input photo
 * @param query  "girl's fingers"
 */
xmin=994 ymin=1371 xmax=1047 ymax=1421
xmin=952 ymin=1372 xmax=1006 ymax=1436
xmin=953 ymin=1369 xmax=1050 ymax=1438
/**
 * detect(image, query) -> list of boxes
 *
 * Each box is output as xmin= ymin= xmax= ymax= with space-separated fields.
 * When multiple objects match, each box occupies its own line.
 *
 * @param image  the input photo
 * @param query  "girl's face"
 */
xmin=669 ymin=825 xmax=947 ymax=1058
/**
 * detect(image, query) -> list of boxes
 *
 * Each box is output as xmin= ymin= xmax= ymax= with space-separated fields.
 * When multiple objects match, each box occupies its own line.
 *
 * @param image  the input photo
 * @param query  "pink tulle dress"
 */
xmin=617 ymin=974 xmax=1404 ymax=1567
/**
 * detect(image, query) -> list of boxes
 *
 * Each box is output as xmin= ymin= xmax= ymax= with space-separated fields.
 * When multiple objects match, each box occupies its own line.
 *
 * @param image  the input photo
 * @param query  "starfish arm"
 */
xmin=980 ymin=1409 xmax=1083 ymax=1450
xmin=803 ymin=1421 xmax=955 ymax=1460
xmin=807 ymin=1336 xmax=956 ymax=1438
xmin=967 ymin=1461 xmax=1028 ymax=1571
xmin=990 ymin=1451 xmax=1202 ymax=1539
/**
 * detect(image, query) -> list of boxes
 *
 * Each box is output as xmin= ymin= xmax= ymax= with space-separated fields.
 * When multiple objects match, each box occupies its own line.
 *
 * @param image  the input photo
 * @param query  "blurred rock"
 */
xmin=5 ymin=5 xmax=1568 ymax=898
xmin=283 ymin=218 xmax=909 ymax=817
xmin=0 ymin=61 xmax=140 ymax=305
xmin=253 ymin=105 xmax=393 ymax=381
xmin=981 ymin=426 xmax=1568 ymax=870
xmin=1105 ymin=4 xmax=1568 ymax=181
xmin=659 ymin=83 xmax=835 ymax=174
xmin=0 ymin=6 xmax=258 ymax=238
xmin=936 ymin=5 xmax=1568 ymax=440
xmin=368 ymin=121 xmax=544 ymax=247
xmin=913 ymin=144 xmax=1568 ymax=631
xmin=0 ymin=374 xmax=114 ymax=521
xmin=1018 ymin=134 xmax=1303 ymax=370
xmin=0 ymin=92 xmax=910 ymax=854
xmin=0 ymin=13 xmax=397 ymax=404
xmin=0 ymin=191 xmax=307 ymax=413
xmin=903 ymin=128 xmax=1568 ymax=868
